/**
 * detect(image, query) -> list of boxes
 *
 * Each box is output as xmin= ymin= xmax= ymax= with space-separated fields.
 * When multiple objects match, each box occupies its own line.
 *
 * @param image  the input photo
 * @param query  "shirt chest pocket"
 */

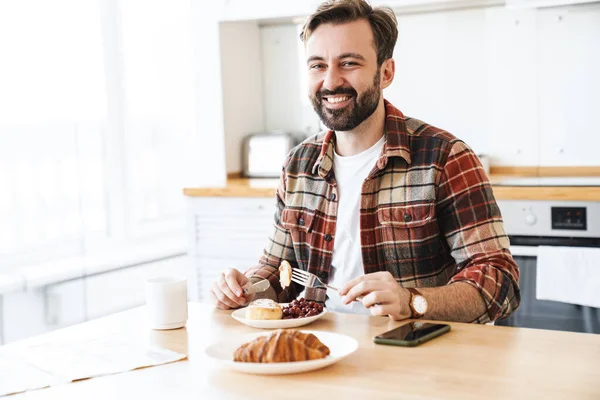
xmin=376 ymin=202 xmax=440 ymax=266
xmin=376 ymin=202 xmax=438 ymax=244
xmin=377 ymin=203 xmax=435 ymax=228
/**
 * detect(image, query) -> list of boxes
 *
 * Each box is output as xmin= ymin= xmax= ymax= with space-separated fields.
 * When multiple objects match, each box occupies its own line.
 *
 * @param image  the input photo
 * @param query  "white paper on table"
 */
xmin=0 ymin=332 xmax=187 ymax=397
xmin=0 ymin=355 xmax=64 ymax=397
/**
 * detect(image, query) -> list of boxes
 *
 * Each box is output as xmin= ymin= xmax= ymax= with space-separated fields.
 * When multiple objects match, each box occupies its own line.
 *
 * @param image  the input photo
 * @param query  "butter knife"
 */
xmin=242 ymin=279 xmax=270 ymax=295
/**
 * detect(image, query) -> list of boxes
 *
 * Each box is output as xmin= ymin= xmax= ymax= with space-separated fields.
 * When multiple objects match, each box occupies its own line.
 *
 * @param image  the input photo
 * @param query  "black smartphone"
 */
xmin=373 ymin=322 xmax=451 ymax=347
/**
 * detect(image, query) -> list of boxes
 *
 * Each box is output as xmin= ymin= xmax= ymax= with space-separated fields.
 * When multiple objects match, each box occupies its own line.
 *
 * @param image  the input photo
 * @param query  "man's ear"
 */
xmin=380 ymin=58 xmax=395 ymax=90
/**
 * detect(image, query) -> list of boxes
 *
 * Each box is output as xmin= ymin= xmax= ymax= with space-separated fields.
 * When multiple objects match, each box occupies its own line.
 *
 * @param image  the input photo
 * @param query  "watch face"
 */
xmin=413 ymin=295 xmax=428 ymax=314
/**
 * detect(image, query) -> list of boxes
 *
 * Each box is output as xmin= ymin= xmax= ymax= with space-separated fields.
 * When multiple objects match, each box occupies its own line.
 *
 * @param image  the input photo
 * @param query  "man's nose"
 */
xmin=322 ymin=66 xmax=344 ymax=91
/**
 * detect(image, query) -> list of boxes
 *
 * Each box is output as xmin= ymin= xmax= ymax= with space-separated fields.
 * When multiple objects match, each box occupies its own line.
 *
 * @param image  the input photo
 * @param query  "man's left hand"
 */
xmin=339 ymin=271 xmax=412 ymax=321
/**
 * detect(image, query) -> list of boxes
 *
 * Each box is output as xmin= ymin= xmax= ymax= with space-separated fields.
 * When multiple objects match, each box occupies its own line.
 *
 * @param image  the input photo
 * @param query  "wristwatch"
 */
xmin=407 ymin=288 xmax=428 ymax=319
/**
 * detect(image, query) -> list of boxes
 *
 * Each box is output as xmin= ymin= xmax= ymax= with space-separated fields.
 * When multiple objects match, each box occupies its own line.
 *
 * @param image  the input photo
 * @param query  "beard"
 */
xmin=310 ymin=69 xmax=381 ymax=131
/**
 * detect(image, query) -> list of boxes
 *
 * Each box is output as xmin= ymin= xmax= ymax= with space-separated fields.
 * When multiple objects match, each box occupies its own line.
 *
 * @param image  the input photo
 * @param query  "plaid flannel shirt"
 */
xmin=245 ymin=100 xmax=520 ymax=323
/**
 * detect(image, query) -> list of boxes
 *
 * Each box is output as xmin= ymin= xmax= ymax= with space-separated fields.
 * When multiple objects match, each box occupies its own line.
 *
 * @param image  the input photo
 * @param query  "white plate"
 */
xmin=231 ymin=304 xmax=327 ymax=329
xmin=205 ymin=330 xmax=358 ymax=375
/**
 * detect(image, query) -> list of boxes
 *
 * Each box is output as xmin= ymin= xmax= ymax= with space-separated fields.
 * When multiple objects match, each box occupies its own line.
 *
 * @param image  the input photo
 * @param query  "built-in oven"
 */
xmin=495 ymin=195 xmax=600 ymax=334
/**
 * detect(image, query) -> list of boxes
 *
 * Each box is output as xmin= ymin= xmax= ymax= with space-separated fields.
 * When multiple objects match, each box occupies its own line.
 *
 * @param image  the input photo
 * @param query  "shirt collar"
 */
xmin=312 ymin=100 xmax=412 ymax=179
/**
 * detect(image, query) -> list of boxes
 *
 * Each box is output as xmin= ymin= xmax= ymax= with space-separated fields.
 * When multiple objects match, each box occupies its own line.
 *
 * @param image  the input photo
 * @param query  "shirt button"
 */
xmin=324 ymin=234 xmax=333 ymax=242
xmin=298 ymin=217 xmax=305 ymax=226
xmin=404 ymin=214 xmax=412 ymax=222
xmin=329 ymin=193 xmax=336 ymax=201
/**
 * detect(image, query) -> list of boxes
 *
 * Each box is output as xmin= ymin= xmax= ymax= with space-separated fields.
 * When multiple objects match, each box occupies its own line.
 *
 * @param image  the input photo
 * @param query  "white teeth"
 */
xmin=325 ymin=96 xmax=350 ymax=104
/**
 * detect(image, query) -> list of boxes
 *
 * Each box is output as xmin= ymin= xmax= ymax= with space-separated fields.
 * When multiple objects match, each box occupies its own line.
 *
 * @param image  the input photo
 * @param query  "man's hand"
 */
xmin=339 ymin=271 xmax=412 ymax=321
xmin=209 ymin=268 xmax=255 ymax=310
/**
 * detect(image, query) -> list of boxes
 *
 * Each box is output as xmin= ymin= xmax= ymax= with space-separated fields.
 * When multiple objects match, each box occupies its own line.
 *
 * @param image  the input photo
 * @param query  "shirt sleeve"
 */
xmin=436 ymin=140 xmax=521 ymax=323
xmin=244 ymin=165 xmax=301 ymax=303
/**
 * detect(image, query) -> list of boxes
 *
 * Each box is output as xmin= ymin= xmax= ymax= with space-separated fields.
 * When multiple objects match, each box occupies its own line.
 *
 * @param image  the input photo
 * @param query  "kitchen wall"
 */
xmin=220 ymin=3 xmax=600 ymax=172
xmin=219 ymin=22 xmax=266 ymax=174
xmin=260 ymin=25 xmax=321 ymax=135
xmin=220 ymin=23 xmax=320 ymax=174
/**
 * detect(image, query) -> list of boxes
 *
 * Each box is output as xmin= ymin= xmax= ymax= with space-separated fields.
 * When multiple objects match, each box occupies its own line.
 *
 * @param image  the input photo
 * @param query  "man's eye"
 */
xmin=342 ymin=61 xmax=358 ymax=67
xmin=310 ymin=64 xmax=325 ymax=70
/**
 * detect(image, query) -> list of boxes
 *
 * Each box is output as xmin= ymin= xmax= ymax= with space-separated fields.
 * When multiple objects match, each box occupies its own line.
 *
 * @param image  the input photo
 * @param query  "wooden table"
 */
xmin=4 ymin=302 xmax=600 ymax=399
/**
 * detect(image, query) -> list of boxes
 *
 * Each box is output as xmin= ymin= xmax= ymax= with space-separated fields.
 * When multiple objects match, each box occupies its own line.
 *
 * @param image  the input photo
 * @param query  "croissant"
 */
xmin=233 ymin=329 xmax=330 ymax=363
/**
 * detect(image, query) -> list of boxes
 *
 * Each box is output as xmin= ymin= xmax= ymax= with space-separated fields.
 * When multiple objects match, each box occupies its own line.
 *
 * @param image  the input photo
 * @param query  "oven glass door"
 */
xmin=496 ymin=255 xmax=600 ymax=334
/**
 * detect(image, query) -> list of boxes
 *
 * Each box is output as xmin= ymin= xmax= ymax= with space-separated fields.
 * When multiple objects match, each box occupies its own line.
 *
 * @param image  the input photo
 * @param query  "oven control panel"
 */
xmin=497 ymin=200 xmax=600 ymax=238
xmin=551 ymin=207 xmax=587 ymax=231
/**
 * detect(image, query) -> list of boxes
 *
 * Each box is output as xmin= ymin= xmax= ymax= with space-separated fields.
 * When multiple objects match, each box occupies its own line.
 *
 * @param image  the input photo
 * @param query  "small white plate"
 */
xmin=231 ymin=304 xmax=327 ymax=329
xmin=205 ymin=330 xmax=358 ymax=375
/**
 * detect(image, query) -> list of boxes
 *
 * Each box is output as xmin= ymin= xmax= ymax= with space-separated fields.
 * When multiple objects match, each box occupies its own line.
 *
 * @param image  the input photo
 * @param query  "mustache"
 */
xmin=316 ymin=87 xmax=357 ymax=100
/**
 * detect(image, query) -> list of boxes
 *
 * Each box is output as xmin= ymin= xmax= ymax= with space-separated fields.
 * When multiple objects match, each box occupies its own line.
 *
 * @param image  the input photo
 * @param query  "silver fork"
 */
xmin=291 ymin=268 xmax=364 ymax=301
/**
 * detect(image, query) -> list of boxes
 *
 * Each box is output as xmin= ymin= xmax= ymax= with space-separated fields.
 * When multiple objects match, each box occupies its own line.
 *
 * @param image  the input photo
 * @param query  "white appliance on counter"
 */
xmin=495 ymin=177 xmax=600 ymax=334
xmin=241 ymin=132 xmax=306 ymax=178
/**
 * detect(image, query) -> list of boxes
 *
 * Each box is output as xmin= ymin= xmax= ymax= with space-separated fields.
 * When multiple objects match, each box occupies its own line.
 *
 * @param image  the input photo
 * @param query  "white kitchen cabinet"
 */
xmin=186 ymin=197 xmax=274 ymax=302
xmin=219 ymin=0 xmax=501 ymax=22
xmin=387 ymin=8 xmax=489 ymax=155
xmin=537 ymin=5 xmax=600 ymax=166
xmin=484 ymin=7 xmax=539 ymax=166
xmin=506 ymin=0 xmax=600 ymax=8
xmin=219 ymin=0 xmax=322 ymax=22
xmin=387 ymin=6 xmax=545 ymax=163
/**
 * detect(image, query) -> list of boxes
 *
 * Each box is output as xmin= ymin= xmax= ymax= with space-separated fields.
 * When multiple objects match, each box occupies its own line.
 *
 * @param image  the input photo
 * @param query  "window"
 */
xmin=0 ymin=0 xmax=199 ymax=270
xmin=120 ymin=0 xmax=197 ymax=237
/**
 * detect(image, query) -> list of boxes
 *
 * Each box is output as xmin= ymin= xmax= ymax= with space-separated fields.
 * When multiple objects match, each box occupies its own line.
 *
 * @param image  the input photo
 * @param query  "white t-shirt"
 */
xmin=325 ymin=135 xmax=386 ymax=314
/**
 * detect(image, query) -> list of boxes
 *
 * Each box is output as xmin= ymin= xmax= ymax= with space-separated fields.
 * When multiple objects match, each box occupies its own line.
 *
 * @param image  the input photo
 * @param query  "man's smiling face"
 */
xmin=306 ymin=19 xmax=382 ymax=131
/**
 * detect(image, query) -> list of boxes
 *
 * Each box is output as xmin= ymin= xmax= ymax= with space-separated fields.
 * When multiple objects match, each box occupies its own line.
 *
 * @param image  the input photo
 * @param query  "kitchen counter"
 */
xmin=3 ymin=302 xmax=600 ymax=399
xmin=183 ymin=175 xmax=600 ymax=201
xmin=491 ymin=185 xmax=600 ymax=201
xmin=184 ymin=177 xmax=279 ymax=198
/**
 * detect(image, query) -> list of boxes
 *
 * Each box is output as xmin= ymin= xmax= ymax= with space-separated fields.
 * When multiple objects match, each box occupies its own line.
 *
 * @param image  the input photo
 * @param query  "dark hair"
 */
xmin=300 ymin=0 xmax=398 ymax=66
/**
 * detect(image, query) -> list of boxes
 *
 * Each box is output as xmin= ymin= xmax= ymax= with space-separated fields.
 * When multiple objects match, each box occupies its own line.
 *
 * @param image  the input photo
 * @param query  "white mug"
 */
xmin=145 ymin=276 xmax=188 ymax=330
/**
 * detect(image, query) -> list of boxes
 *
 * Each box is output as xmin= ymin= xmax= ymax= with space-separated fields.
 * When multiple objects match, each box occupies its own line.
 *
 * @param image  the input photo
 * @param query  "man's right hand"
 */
xmin=209 ymin=268 xmax=254 ymax=309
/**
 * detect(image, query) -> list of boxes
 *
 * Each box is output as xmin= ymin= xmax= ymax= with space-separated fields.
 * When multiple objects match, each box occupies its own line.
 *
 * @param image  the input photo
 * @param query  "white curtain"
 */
xmin=0 ymin=0 xmax=199 ymax=269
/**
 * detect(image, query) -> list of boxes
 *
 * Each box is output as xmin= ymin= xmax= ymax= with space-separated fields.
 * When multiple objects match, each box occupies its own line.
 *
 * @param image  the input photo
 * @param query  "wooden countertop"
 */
xmin=183 ymin=174 xmax=600 ymax=201
xmin=184 ymin=178 xmax=279 ymax=198
xmin=491 ymin=185 xmax=600 ymax=201
xmin=4 ymin=302 xmax=600 ymax=399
